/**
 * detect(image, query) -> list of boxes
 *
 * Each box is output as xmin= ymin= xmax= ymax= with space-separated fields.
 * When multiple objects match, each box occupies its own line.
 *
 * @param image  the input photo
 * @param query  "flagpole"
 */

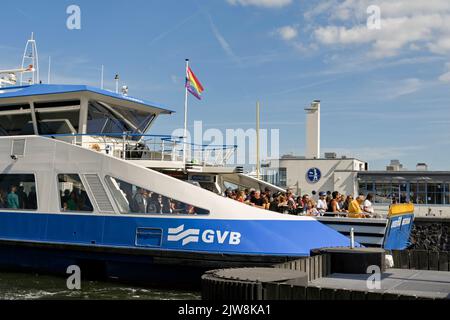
xmin=183 ymin=59 xmax=190 ymax=167
xmin=256 ymin=101 xmax=260 ymax=180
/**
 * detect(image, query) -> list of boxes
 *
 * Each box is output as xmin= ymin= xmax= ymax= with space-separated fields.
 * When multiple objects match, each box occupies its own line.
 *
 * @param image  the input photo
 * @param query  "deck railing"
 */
xmin=42 ymin=132 xmax=237 ymax=167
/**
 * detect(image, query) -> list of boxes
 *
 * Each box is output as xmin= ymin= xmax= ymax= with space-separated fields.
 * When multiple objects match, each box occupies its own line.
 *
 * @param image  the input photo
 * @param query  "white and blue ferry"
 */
xmin=0 ymin=83 xmax=358 ymax=285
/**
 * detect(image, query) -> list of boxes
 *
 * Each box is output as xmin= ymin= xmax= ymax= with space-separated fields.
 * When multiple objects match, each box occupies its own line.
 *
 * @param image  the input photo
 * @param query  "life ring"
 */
xmin=91 ymin=143 xmax=101 ymax=152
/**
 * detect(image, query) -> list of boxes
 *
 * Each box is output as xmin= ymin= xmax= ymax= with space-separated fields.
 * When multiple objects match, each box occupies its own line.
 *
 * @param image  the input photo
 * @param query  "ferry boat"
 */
xmin=0 ymin=83 xmax=360 ymax=286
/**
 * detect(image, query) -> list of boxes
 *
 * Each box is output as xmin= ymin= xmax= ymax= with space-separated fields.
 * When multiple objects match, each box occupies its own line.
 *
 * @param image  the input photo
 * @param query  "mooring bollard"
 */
xmin=350 ymin=228 xmax=355 ymax=249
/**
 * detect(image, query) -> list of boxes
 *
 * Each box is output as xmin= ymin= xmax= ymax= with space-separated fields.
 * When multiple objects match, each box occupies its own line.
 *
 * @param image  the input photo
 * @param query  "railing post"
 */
xmin=202 ymin=146 xmax=205 ymax=166
xmin=122 ymin=132 xmax=126 ymax=159
xmin=161 ymin=139 xmax=165 ymax=161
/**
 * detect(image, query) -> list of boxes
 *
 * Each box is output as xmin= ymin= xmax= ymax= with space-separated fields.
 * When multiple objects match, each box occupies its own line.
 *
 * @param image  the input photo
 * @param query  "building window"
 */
xmin=105 ymin=176 xmax=209 ymax=215
xmin=279 ymin=168 xmax=287 ymax=187
xmin=0 ymin=174 xmax=37 ymax=210
xmin=427 ymin=183 xmax=443 ymax=205
xmin=360 ymin=179 xmax=449 ymax=205
xmin=58 ymin=174 xmax=93 ymax=212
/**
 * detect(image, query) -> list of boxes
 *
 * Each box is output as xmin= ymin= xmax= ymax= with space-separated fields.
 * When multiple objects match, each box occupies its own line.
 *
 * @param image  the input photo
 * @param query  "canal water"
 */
xmin=0 ymin=272 xmax=200 ymax=300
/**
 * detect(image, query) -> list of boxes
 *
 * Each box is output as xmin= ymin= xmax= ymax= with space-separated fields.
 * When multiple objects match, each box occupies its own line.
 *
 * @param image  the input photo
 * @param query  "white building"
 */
xmin=262 ymin=154 xmax=367 ymax=197
xmin=261 ymin=100 xmax=450 ymax=217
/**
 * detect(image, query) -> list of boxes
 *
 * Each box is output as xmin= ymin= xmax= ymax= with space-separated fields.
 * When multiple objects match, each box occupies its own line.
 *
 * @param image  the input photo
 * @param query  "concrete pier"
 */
xmin=202 ymin=248 xmax=450 ymax=300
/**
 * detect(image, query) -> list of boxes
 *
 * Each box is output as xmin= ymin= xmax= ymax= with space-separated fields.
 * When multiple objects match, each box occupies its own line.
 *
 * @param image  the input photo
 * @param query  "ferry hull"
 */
xmin=0 ymin=240 xmax=289 ymax=287
xmin=0 ymin=211 xmax=351 ymax=286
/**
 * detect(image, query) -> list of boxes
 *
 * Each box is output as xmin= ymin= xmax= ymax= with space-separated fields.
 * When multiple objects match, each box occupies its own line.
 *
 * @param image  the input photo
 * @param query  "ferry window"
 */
xmin=0 ymin=112 xmax=34 ymax=136
xmin=58 ymin=174 xmax=93 ymax=212
xmin=110 ymin=105 xmax=156 ymax=134
xmin=0 ymin=174 xmax=37 ymax=210
xmin=105 ymin=176 xmax=209 ymax=215
xmin=34 ymin=100 xmax=80 ymax=134
xmin=87 ymin=101 xmax=133 ymax=137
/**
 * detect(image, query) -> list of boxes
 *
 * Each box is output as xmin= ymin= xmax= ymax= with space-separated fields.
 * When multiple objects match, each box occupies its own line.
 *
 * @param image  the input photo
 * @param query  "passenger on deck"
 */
xmin=327 ymin=191 xmax=342 ymax=215
xmin=363 ymin=193 xmax=375 ymax=216
xmin=286 ymin=191 xmax=297 ymax=211
xmin=317 ymin=192 xmax=328 ymax=215
xmin=67 ymin=191 xmax=78 ymax=211
xmin=269 ymin=194 xmax=280 ymax=212
xmin=7 ymin=186 xmax=19 ymax=209
xmin=17 ymin=186 xmax=28 ymax=209
xmin=250 ymin=191 xmax=265 ymax=209
xmin=28 ymin=186 xmax=37 ymax=209
xmin=342 ymin=195 xmax=353 ymax=211
xmin=131 ymin=188 xmax=148 ymax=213
xmin=338 ymin=194 xmax=346 ymax=211
xmin=305 ymin=199 xmax=319 ymax=216
xmin=277 ymin=195 xmax=290 ymax=214
xmin=236 ymin=191 xmax=246 ymax=203
xmin=62 ymin=190 xmax=70 ymax=208
xmin=0 ymin=189 xmax=6 ymax=208
xmin=348 ymin=195 xmax=368 ymax=218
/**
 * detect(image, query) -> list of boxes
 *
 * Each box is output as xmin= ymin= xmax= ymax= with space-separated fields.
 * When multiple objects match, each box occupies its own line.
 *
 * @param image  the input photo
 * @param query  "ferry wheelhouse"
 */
xmin=0 ymin=84 xmax=355 ymax=285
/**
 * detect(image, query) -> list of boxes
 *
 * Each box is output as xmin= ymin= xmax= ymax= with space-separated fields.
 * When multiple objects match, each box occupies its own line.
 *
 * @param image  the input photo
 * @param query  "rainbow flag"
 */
xmin=185 ymin=66 xmax=204 ymax=100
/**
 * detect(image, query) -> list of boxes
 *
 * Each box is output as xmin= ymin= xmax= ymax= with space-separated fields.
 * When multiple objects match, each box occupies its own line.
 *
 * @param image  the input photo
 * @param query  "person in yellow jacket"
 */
xmin=348 ymin=195 xmax=369 ymax=218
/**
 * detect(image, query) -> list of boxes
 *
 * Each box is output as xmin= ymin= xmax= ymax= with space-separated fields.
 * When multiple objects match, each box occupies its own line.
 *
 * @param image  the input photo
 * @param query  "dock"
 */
xmin=202 ymin=248 xmax=450 ymax=300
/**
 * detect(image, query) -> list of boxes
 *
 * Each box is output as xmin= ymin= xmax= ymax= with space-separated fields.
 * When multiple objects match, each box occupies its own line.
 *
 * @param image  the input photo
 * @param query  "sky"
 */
xmin=1 ymin=0 xmax=450 ymax=170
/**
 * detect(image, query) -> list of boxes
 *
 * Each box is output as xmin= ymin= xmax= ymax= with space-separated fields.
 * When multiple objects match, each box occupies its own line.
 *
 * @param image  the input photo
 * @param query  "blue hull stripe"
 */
xmin=0 ymin=212 xmax=352 ymax=256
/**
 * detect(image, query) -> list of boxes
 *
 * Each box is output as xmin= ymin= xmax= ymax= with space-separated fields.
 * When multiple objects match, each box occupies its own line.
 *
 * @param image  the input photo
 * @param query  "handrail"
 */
xmin=41 ymin=132 xmax=238 ymax=150
xmin=41 ymin=132 xmax=237 ymax=165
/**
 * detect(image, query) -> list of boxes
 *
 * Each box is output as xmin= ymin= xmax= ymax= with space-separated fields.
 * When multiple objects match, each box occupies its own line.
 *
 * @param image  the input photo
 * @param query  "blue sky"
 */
xmin=1 ymin=0 xmax=450 ymax=170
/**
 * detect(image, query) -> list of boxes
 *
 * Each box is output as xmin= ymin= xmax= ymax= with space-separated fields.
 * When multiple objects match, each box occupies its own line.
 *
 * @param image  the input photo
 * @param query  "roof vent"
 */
xmin=325 ymin=152 xmax=337 ymax=159
xmin=416 ymin=163 xmax=428 ymax=171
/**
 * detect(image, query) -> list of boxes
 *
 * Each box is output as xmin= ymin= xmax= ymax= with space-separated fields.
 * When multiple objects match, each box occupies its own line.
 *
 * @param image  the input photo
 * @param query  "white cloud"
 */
xmin=274 ymin=25 xmax=298 ymax=41
xmin=227 ymin=0 xmax=292 ymax=8
xmin=439 ymin=63 xmax=450 ymax=82
xmin=388 ymin=78 xmax=423 ymax=99
xmin=204 ymin=11 xmax=240 ymax=64
xmin=303 ymin=0 xmax=450 ymax=58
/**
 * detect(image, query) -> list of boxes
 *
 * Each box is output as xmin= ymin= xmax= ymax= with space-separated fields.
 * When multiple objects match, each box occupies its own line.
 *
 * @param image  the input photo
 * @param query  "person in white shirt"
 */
xmin=316 ymin=192 xmax=328 ymax=215
xmin=363 ymin=193 xmax=375 ymax=216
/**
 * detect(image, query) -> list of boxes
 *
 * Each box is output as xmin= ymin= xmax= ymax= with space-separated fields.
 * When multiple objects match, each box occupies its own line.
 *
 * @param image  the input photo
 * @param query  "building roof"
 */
xmin=359 ymin=171 xmax=450 ymax=175
xmin=0 ymin=84 xmax=174 ymax=114
xmin=358 ymin=171 xmax=450 ymax=181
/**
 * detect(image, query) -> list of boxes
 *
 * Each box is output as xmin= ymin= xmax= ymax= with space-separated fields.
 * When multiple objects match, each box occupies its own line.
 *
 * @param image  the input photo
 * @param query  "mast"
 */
xmin=20 ymin=32 xmax=40 ymax=85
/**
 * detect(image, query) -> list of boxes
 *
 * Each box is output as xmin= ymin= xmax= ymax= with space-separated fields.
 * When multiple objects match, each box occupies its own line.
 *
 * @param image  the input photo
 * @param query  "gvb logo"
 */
xmin=167 ymin=225 xmax=200 ymax=246
xmin=167 ymin=225 xmax=241 ymax=246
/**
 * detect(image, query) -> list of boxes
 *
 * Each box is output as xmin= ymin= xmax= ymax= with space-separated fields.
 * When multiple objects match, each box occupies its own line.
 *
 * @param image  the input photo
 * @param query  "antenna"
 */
xmin=20 ymin=32 xmax=40 ymax=85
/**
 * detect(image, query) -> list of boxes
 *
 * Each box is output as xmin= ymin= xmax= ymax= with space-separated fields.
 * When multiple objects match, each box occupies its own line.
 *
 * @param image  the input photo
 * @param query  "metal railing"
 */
xmin=41 ymin=132 xmax=237 ymax=167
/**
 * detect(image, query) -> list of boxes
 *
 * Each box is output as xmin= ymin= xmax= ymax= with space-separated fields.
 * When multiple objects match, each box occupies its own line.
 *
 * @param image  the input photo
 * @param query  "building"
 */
xmin=261 ymin=101 xmax=450 ymax=217
xmin=262 ymin=154 xmax=367 ymax=197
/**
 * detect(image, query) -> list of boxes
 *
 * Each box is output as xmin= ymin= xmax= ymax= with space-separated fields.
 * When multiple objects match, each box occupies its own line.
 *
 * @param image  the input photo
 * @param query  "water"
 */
xmin=0 ymin=272 xmax=200 ymax=300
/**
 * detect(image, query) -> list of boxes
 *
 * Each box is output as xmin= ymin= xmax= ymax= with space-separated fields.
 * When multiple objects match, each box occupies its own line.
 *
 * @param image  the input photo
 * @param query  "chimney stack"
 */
xmin=305 ymin=100 xmax=321 ymax=159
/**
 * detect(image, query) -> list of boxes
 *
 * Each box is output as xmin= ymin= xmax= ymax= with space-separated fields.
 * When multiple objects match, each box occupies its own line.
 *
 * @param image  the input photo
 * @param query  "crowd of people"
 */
xmin=0 ymin=185 xmax=37 ymax=210
xmin=126 ymin=188 xmax=208 ymax=215
xmin=225 ymin=188 xmax=379 ymax=218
